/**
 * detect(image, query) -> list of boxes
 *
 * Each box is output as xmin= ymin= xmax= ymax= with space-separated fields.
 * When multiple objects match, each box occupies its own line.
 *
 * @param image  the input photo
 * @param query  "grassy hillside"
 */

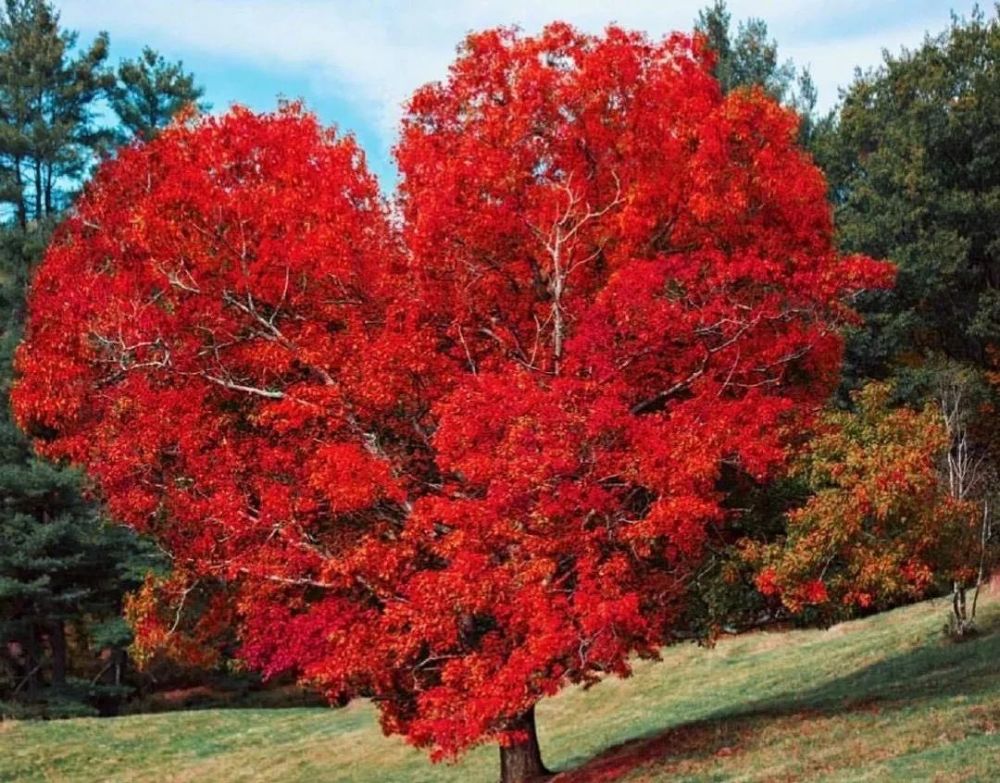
xmin=4 ymin=592 xmax=999 ymax=782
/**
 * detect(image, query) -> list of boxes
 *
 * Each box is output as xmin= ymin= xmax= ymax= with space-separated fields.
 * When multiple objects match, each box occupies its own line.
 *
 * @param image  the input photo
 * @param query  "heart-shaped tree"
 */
xmin=13 ymin=24 xmax=891 ymax=783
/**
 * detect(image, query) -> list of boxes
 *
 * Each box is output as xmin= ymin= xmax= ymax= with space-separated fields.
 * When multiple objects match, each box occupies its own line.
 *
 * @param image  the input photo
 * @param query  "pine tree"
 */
xmin=110 ymin=47 xmax=206 ymax=141
xmin=695 ymin=1 xmax=820 ymax=142
xmin=0 ymin=0 xmax=112 ymax=227
xmin=695 ymin=1 xmax=796 ymax=100
xmin=818 ymin=7 xmax=1000 ymax=391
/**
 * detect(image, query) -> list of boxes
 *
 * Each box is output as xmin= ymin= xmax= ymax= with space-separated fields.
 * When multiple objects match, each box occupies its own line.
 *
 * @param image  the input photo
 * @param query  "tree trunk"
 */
xmin=33 ymin=158 xmax=42 ymax=222
xmin=113 ymin=646 xmax=126 ymax=685
xmin=499 ymin=705 xmax=550 ymax=783
xmin=949 ymin=581 xmax=977 ymax=638
xmin=21 ymin=626 xmax=40 ymax=696
xmin=49 ymin=620 xmax=67 ymax=686
xmin=44 ymin=160 xmax=53 ymax=216
xmin=14 ymin=156 xmax=26 ymax=230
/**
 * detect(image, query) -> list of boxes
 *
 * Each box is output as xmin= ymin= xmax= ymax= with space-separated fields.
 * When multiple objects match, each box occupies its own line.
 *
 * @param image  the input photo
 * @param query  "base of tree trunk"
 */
xmin=49 ymin=620 xmax=67 ymax=686
xmin=946 ymin=582 xmax=980 ymax=640
xmin=499 ymin=705 xmax=551 ymax=783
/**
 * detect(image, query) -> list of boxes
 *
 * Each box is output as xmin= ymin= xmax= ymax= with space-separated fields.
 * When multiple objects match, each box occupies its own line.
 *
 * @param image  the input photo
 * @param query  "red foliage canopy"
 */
xmin=13 ymin=26 xmax=891 ymax=759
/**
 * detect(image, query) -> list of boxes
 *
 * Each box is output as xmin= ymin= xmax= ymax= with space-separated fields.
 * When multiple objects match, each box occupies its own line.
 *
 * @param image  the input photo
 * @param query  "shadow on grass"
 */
xmin=552 ymin=608 xmax=1000 ymax=782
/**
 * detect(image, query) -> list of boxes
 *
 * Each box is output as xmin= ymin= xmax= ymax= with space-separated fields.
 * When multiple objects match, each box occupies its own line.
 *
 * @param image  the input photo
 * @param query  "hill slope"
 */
xmin=4 ymin=592 xmax=999 ymax=782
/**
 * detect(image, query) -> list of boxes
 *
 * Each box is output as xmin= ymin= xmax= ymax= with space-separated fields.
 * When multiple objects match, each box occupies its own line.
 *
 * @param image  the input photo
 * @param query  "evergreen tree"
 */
xmin=695 ymin=1 xmax=735 ymax=87
xmin=110 ymin=47 xmax=206 ymax=141
xmin=817 ymin=7 xmax=1000 ymax=393
xmin=695 ymin=1 xmax=820 ymax=142
xmin=695 ymin=1 xmax=801 ymax=101
xmin=0 ymin=0 xmax=113 ymax=227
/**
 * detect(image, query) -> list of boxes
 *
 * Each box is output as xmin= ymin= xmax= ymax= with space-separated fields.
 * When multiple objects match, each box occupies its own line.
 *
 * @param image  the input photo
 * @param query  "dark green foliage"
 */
xmin=682 ymin=469 xmax=813 ymax=640
xmin=694 ymin=0 xmax=818 ymax=137
xmin=109 ymin=47 xmax=207 ymax=141
xmin=0 ymin=0 xmax=113 ymax=227
xmin=816 ymin=6 xmax=1000 ymax=393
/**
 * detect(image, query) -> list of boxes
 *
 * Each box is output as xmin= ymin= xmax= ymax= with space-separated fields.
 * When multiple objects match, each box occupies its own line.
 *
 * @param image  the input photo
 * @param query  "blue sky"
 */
xmin=58 ymin=1 xmax=984 ymax=187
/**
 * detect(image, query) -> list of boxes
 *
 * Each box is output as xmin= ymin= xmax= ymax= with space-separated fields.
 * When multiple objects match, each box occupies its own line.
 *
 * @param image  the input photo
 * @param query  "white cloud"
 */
xmin=58 ymin=0 xmax=982 ymax=151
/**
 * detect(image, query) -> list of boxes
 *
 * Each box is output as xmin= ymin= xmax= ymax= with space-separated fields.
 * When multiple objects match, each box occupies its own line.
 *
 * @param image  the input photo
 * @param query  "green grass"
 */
xmin=4 ymin=592 xmax=999 ymax=782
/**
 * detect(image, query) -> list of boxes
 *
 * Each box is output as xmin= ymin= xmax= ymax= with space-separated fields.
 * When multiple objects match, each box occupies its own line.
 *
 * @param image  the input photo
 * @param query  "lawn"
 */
xmin=3 ymin=591 xmax=998 ymax=782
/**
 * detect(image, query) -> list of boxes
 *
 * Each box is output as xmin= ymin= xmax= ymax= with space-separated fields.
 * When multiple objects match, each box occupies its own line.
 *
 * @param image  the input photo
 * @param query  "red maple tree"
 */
xmin=13 ymin=25 xmax=891 ymax=783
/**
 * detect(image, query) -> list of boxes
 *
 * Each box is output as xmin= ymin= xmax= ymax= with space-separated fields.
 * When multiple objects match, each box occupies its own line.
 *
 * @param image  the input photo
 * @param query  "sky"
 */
xmin=58 ymin=1 xmax=984 ymax=186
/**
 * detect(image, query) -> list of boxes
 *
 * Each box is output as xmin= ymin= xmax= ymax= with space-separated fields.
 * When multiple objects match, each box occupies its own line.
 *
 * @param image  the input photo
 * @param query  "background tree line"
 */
xmin=696 ymin=1 xmax=999 ymax=637
xmin=0 ymin=0 xmax=997 ymax=719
